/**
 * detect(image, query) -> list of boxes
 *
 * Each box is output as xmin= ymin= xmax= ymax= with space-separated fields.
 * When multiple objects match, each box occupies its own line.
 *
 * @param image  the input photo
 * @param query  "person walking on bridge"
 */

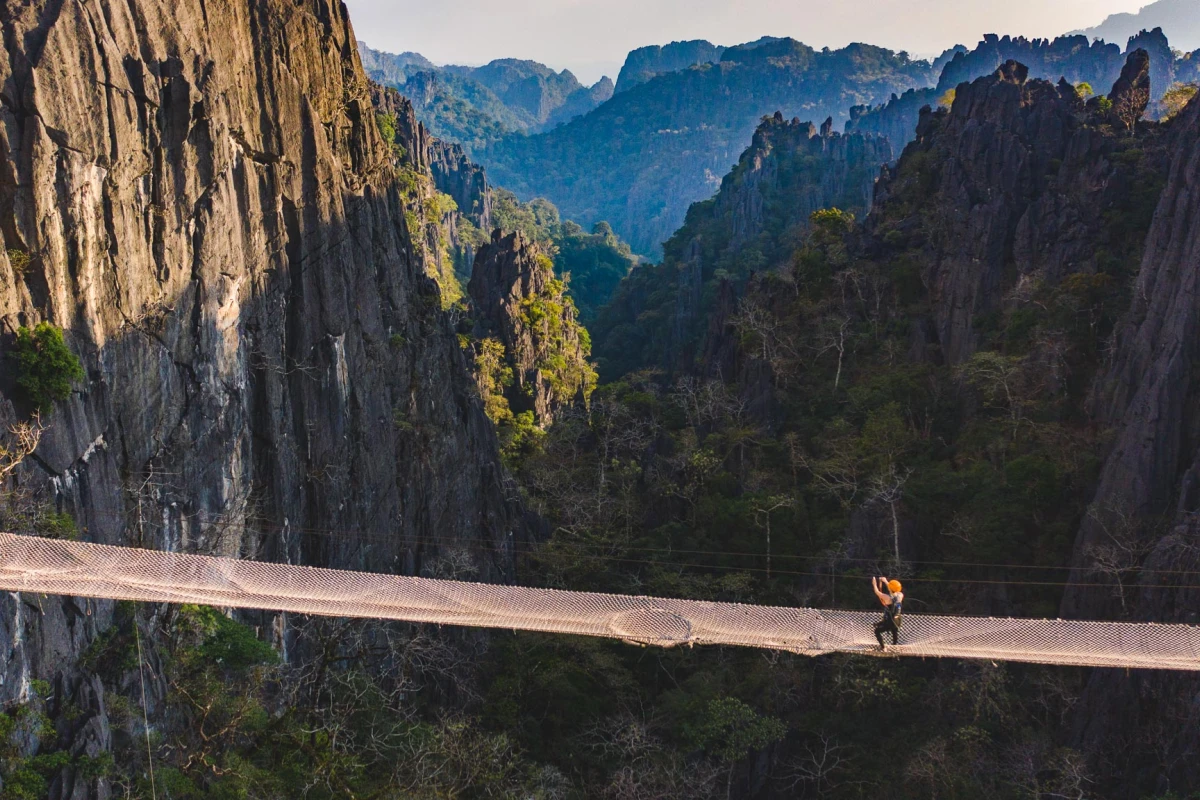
xmin=872 ymin=576 xmax=903 ymax=651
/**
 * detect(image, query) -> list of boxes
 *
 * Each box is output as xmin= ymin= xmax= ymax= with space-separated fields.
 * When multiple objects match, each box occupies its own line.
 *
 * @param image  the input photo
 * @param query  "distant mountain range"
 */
xmin=614 ymin=39 xmax=728 ymax=93
xmin=480 ymin=38 xmax=942 ymax=257
xmin=358 ymin=46 xmax=435 ymax=84
xmin=1073 ymin=0 xmax=1200 ymax=52
xmin=358 ymin=42 xmax=614 ymax=151
xmin=850 ymin=28 xmax=1199 ymax=150
xmin=363 ymin=17 xmax=1200 ymax=260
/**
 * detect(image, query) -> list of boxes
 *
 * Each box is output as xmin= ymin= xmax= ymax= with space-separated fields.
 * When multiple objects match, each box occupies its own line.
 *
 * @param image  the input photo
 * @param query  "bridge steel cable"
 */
xmin=0 ymin=533 xmax=1196 ymax=671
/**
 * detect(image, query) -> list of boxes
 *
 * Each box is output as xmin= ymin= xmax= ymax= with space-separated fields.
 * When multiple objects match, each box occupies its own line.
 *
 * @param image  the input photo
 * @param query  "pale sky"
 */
xmin=345 ymin=0 xmax=1150 ymax=85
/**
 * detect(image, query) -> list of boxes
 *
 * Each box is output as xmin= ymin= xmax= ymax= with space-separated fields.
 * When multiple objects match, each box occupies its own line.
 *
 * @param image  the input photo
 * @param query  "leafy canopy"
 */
xmin=13 ymin=323 xmax=84 ymax=412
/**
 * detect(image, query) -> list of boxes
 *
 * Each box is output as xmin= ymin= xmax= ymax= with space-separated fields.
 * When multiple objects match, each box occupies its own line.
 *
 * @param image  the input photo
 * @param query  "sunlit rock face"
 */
xmin=0 ymin=1 xmax=527 ymax=785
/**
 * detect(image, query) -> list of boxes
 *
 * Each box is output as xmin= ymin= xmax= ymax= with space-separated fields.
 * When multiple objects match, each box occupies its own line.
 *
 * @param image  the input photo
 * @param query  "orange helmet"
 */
xmin=887 ymin=580 xmax=902 ymax=593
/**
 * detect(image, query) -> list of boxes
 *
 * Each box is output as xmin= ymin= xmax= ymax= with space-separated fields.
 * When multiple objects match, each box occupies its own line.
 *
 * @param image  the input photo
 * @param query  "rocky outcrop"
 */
xmin=369 ymin=80 xmax=490 ymax=291
xmin=469 ymin=231 xmax=594 ymax=424
xmin=1107 ymin=48 xmax=1152 ymax=128
xmin=867 ymin=56 xmax=1164 ymax=365
xmin=1127 ymin=28 xmax=1177 ymax=109
xmin=1061 ymin=87 xmax=1200 ymax=795
xmin=428 ymin=140 xmax=492 ymax=230
xmin=849 ymin=32 xmax=1185 ymax=150
xmin=359 ymin=41 xmax=436 ymax=85
xmin=846 ymin=87 xmax=941 ymax=147
xmin=937 ymin=34 xmax=1127 ymax=97
xmin=719 ymin=112 xmax=891 ymax=250
xmin=370 ymin=79 xmax=491 ymax=224
xmin=614 ymin=40 xmax=727 ymax=93
xmin=368 ymin=80 xmax=434 ymax=171
xmin=0 ymin=0 xmax=526 ymax=792
xmin=1180 ymin=48 xmax=1200 ymax=84
xmin=591 ymin=113 xmax=891 ymax=380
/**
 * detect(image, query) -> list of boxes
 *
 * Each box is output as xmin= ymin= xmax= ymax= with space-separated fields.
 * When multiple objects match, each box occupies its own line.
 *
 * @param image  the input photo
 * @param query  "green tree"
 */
xmin=375 ymin=111 xmax=397 ymax=147
xmin=957 ymin=350 xmax=1031 ymax=439
xmin=689 ymin=696 xmax=786 ymax=798
xmin=474 ymin=337 xmax=515 ymax=426
xmin=1162 ymin=82 xmax=1198 ymax=120
xmin=12 ymin=323 xmax=84 ymax=412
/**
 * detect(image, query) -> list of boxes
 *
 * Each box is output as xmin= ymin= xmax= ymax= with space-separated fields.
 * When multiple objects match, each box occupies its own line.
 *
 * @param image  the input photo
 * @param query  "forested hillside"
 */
xmin=613 ymin=39 xmax=728 ymax=93
xmin=471 ymin=28 xmax=1196 ymax=263
xmin=592 ymin=113 xmax=892 ymax=379
xmin=360 ymin=42 xmax=614 ymax=152
xmin=490 ymin=52 xmax=1200 ymax=797
xmin=482 ymin=39 xmax=937 ymax=257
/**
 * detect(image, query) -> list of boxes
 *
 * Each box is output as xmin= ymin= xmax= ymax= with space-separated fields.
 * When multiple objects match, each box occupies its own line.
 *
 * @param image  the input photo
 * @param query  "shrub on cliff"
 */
xmin=12 ymin=323 xmax=84 ymax=412
xmin=1162 ymin=82 xmax=1199 ymax=120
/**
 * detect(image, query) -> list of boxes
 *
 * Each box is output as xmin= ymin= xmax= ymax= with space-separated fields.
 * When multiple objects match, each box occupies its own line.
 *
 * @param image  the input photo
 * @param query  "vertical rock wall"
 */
xmin=0 ymin=0 xmax=525 ymax=782
xmin=868 ymin=58 xmax=1160 ymax=365
xmin=1061 ymin=89 xmax=1200 ymax=793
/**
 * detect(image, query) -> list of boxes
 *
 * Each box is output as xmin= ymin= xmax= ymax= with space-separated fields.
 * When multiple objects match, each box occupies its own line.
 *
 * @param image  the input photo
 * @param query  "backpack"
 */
xmin=888 ymin=593 xmax=903 ymax=628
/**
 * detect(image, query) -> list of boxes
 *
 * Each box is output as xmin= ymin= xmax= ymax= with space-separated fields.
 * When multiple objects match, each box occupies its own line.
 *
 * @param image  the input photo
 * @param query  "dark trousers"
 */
xmin=874 ymin=615 xmax=899 ymax=647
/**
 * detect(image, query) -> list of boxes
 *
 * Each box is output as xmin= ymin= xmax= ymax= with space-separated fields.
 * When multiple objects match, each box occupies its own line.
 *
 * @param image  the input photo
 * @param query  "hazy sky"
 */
xmin=345 ymin=0 xmax=1149 ymax=85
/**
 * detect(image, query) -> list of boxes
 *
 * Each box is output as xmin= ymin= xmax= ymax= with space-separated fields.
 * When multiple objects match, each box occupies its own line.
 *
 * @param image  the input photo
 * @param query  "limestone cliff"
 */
xmin=591 ymin=114 xmax=892 ymax=380
xmin=937 ymin=34 xmax=1127 ymax=97
xmin=848 ymin=31 xmax=1184 ymax=150
xmin=717 ymin=113 xmax=892 ymax=250
xmin=428 ymin=139 xmax=492 ymax=231
xmin=0 ymin=0 xmax=524 ymax=792
xmin=866 ymin=56 xmax=1163 ymax=365
xmin=369 ymin=80 xmax=491 ymax=298
xmin=1060 ymin=86 xmax=1200 ymax=794
xmin=468 ymin=231 xmax=595 ymax=426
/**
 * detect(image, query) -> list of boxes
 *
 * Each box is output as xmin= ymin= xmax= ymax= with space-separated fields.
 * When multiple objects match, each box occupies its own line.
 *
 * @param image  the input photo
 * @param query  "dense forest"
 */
xmin=465 ymin=55 xmax=1197 ymax=798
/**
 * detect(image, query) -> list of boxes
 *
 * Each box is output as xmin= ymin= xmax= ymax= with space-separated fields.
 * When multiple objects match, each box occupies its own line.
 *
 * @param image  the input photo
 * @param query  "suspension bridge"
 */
xmin=0 ymin=532 xmax=1196 ymax=670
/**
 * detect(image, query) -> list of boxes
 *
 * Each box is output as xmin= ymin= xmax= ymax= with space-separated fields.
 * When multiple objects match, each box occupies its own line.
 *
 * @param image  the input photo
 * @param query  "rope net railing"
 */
xmin=0 ymin=533 xmax=1196 ymax=671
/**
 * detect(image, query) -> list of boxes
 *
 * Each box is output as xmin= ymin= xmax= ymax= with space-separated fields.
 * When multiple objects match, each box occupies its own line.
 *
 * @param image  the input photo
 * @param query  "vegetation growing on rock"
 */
xmin=591 ymin=115 xmax=891 ymax=379
xmin=467 ymin=231 xmax=597 ymax=443
xmin=491 ymin=190 xmax=638 ymax=322
xmin=11 ymin=323 xmax=84 ymax=412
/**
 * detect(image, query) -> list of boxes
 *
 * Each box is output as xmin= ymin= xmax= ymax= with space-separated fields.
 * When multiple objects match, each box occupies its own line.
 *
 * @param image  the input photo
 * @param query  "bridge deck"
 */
xmin=0 ymin=533 xmax=1195 ymax=670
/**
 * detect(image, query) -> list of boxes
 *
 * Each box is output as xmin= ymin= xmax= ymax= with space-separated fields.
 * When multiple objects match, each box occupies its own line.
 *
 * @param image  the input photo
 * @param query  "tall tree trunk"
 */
xmin=890 ymin=499 xmax=901 ymax=563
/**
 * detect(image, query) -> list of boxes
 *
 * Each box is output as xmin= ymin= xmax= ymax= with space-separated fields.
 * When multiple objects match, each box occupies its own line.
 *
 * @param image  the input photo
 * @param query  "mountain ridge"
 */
xmin=358 ymin=41 xmax=615 ymax=148
xmin=481 ymin=38 xmax=938 ymax=257
xmin=1072 ymin=0 xmax=1200 ymax=52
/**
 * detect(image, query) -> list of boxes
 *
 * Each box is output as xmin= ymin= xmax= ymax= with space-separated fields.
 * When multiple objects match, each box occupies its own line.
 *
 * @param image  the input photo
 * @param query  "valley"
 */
xmin=0 ymin=0 xmax=1197 ymax=797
